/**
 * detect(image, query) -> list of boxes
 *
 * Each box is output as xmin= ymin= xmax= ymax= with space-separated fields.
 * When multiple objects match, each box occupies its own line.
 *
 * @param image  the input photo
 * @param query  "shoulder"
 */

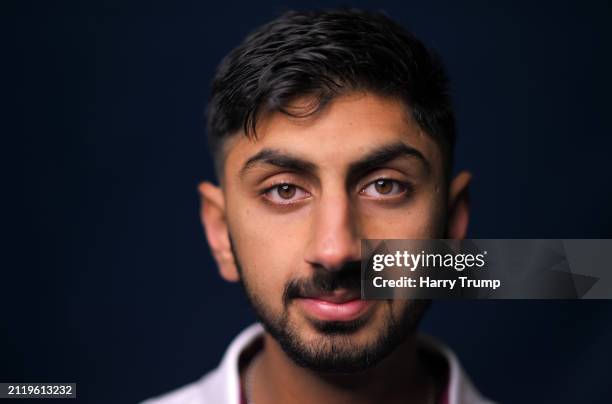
xmin=139 ymin=323 xmax=264 ymax=404
xmin=140 ymin=368 xmax=225 ymax=404
xmin=418 ymin=334 xmax=498 ymax=404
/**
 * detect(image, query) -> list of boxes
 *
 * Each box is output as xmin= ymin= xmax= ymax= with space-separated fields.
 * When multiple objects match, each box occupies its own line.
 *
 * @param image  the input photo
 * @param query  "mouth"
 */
xmin=295 ymin=289 xmax=375 ymax=322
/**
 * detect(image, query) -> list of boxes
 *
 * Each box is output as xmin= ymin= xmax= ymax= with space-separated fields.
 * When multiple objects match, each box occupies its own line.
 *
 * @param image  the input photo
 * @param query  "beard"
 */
xmin=230 ymin=236 xmax=430 ymax=374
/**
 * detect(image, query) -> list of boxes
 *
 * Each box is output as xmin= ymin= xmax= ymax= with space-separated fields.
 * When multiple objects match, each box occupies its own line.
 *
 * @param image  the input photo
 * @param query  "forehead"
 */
xmin=223 ymin=92 xmax=442 ymax=178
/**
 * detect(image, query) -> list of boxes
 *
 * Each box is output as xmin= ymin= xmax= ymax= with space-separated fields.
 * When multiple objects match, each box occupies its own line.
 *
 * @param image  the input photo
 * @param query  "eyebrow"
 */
xmin=239 ymin=148 xmax=317 ymax=178
xmin=239 ymin=141 xmax=429 ymax=181
xmin=347 ymin=141 xmax=430 ymax=180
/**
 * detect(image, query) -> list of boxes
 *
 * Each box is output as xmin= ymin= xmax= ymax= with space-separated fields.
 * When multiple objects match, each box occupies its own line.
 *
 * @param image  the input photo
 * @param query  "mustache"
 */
xmin=283 ymin=261 xmax=362 ymax=305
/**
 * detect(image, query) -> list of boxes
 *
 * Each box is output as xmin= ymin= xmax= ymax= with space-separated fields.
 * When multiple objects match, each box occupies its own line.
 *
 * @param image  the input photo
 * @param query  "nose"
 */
xmin=304 ymin=192 xmax=361 ymax=271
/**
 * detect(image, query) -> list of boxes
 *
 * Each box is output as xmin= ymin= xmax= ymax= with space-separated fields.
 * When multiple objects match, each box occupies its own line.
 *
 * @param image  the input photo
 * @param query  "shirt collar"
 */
xmin=212 ymin=323 xmax=493 ymax=404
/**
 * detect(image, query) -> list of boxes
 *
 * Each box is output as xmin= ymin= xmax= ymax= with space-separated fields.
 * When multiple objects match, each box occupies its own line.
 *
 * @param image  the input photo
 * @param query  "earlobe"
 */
xmin=198 ymin=181 xmax=240 ymax=282
xmin=446 ymin=171 xmax=472 ymax=240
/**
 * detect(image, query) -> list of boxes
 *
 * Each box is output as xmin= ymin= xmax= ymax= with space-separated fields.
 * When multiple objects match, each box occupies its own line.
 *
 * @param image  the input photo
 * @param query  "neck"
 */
xmin=247 ymin=332 xmax=434 ymax=404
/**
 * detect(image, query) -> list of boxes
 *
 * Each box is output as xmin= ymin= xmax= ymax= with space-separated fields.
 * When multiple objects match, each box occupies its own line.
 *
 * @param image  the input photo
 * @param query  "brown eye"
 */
xmin=277 ymin=184 xmax=296 ymax=199
xmin=360 ymin=179 xmax=408 ymax=199
xmin=262 ymin=183 xmax=310 ymax=205
xmin=374 ymin=179 xmax=393 ymax=194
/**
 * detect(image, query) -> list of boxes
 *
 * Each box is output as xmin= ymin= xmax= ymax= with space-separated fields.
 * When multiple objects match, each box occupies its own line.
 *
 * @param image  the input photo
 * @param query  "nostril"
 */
xmin=305 ymin=239 xmax=361 ymax=272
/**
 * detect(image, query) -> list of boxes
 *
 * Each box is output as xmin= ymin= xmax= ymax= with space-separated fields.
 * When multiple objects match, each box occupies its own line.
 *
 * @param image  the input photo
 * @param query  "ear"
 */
xmin=198 ymin=181 xmax=240 ymax=282
xmin=446 ymin=171 xmax=472 ymax=239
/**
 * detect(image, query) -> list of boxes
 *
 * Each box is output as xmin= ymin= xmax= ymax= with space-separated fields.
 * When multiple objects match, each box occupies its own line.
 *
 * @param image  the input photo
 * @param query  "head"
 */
xmin=199 ymin=9 xmax=471 ymax=373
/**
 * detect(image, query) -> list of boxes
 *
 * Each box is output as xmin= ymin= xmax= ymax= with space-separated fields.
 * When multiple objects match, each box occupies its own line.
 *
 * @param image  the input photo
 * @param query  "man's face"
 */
xmin=214 ymin=92 xmax=450 ymax=372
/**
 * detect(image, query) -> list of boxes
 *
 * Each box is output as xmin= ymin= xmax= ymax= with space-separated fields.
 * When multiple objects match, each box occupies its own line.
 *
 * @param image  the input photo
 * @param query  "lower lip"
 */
xmin=297 ymin=298 xmax=374 ymax=321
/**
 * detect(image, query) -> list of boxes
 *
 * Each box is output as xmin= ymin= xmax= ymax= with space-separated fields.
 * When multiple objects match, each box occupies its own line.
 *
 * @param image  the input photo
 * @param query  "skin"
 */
xmin=199 ymin=92 xmax=471 ymax=404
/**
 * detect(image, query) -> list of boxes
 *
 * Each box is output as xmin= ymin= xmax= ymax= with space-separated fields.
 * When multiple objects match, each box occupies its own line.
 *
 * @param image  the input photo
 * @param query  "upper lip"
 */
xmin=299 ymin=289 xmax=361 ymax=304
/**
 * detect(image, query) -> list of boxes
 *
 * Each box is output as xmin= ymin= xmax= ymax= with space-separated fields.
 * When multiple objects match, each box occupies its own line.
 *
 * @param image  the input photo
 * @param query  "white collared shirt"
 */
xmin=142 ymin=323 xmax=495 ymax=404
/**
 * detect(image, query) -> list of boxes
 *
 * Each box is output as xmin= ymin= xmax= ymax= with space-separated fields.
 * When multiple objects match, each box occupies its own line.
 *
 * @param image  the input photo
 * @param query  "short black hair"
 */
xmin=207 ymin=9 xmax=455 ymax=179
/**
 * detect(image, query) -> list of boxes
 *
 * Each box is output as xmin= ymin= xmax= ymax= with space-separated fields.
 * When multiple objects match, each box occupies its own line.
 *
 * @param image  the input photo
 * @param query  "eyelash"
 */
xmin=359 ymin=178 xmax=410 ymax=199
xmin=261 ymin=183 xmax=310 ymax=205
xmin=260 ymin=178 xmax=411 ymax=206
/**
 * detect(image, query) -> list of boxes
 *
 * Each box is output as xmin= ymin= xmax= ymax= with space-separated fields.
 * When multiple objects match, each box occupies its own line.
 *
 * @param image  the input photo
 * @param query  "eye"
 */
xmin=263 ymin=183 xmax=310 ymax=204
xmin=360 ymin=179 xmax=408 ymax=198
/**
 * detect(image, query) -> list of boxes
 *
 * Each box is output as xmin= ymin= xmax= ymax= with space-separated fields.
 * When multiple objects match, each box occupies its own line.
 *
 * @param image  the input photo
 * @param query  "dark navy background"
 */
xmin=2 ymin=1 xmax=611 ymax=403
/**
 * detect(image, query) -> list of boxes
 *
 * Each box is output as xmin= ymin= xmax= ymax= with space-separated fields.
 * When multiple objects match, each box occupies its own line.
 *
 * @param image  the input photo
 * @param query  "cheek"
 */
xmin=231 ymin=203 xmax=310 ymax=262
xmin=360 ymin=193 xmax=445 ymax=238
xmin=226 ymin=197 xmax=310 ymax=306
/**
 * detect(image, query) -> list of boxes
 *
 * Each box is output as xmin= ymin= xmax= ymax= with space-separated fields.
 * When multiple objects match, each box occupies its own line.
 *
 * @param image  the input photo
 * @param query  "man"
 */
xmin=144 ymin=9 xmax=494 ymax=404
